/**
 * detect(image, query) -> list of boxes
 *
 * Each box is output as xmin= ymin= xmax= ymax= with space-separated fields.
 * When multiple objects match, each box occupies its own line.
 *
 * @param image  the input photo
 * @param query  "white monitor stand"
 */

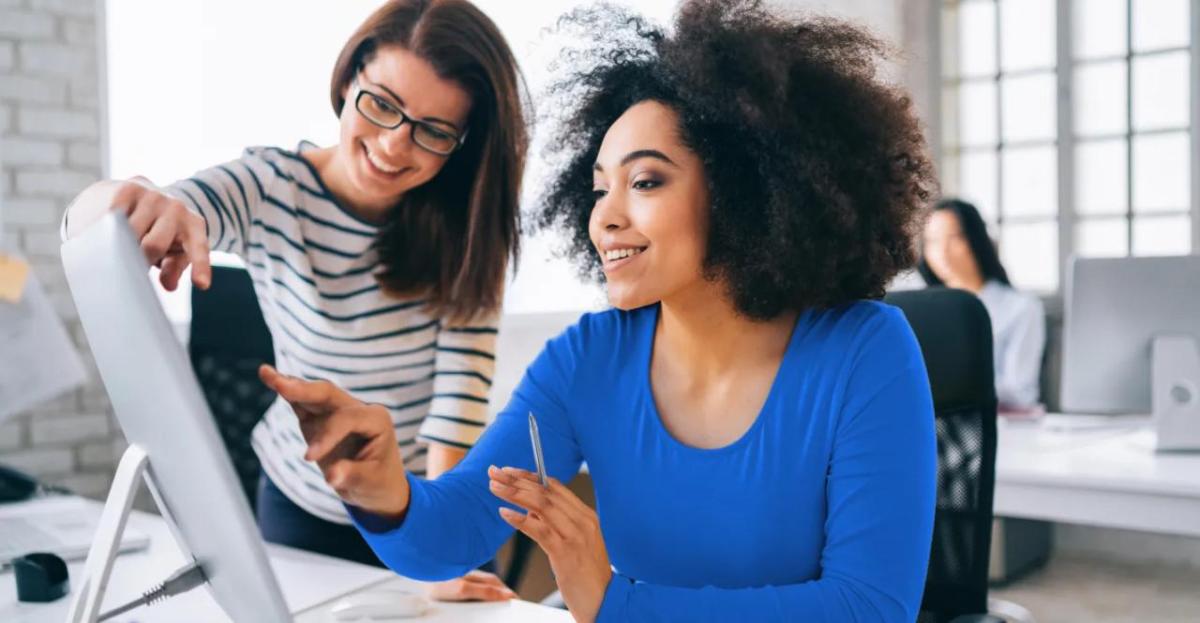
xmin=67 ymin=445 xmax=204 ymax=623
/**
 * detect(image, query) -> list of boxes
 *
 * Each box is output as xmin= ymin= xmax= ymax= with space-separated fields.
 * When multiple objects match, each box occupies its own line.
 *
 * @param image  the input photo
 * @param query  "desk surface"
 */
xmin=0 ymin=497 xmax=570 ymax=622
xmin=994 ymin=415 xmax=1200 ymax=537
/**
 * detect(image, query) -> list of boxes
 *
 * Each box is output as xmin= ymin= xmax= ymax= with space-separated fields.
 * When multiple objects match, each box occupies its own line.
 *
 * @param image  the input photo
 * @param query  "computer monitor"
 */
xmin=61 ymin=212 xmax=291 ymax=621
xmin=1062 ymin=255 xmax=1200 ymax=449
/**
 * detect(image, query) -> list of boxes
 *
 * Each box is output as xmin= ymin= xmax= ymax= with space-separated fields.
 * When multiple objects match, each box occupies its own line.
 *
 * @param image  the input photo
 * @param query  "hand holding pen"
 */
xmin=487 ymin=413 xmax=613 ymax=623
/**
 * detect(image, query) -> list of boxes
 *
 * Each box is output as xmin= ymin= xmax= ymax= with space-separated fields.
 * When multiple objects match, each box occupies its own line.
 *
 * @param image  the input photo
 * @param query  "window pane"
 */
xmin=1000 ymin=220 xmax=1059 ymax=290
xmin=1132 ymin=51 xmax=1190 ymax=132
xmin=1075 ymin=218 xmax=1129 ymax=258
xmin=1133 ymin=214 xmax=1192 ymax=256
xmin=960 ymin=150 xmax=999 ymax=222
xmin=959 ymin=80 xmax=998 ymax=147
xmin=1075 ymin=139 xmax=1127 ymax=215
xmin=1002 ymin=72 xmax=1056 ymax=142
xmin=1132 ymin=0 xmax=1189 ymax=52
xmin=1000 ymin=0 xmax=1056 ymax=71
xmin=1132 ymin=132 xmax=1190 ymax=213
xmin=1002 ymin=145 xmax=1058 ymax=217
xmin=959 ymin=0 xmax=997 ymax=77
xmin=1073 ymin=0 xmax=1127 ymax=60
xmin=1073 ymin=60 xmax=1127 ymax=137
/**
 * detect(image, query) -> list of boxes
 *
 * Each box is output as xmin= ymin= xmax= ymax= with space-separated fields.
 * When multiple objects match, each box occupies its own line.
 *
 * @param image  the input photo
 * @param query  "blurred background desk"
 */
xmin=995 ymin=415 xmax=1200 ymax=537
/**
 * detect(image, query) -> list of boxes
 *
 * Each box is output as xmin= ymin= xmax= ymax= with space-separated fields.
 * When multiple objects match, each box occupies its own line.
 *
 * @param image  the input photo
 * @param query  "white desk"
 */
xmin=994 ymin=415 xmax=1200 ymax=538
xmin=0 ymin=497 xmax=571 ymax=623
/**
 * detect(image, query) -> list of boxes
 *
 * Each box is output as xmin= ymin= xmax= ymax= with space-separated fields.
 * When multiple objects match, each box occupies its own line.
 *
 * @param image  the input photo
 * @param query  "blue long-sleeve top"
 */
xmin=351 ymin=301 xmax=937 ymax=621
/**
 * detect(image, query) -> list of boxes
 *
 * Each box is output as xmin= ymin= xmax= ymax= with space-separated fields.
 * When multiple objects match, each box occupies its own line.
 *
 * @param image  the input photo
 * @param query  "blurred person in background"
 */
xmin=920 ymin=198 xmax=1046 ymax=412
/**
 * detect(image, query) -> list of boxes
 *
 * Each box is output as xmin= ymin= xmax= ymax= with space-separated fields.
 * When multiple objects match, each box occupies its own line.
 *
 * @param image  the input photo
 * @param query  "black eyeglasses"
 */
xmin=352 ymin=84 xmax=467 ymax=156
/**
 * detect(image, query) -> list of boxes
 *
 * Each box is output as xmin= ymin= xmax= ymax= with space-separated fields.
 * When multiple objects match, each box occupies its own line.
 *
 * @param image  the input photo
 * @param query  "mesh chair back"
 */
xmin=886 ymin=288 xmax=998 ymax=622
xmin=189 ymin=265 xmax=274 ymax=510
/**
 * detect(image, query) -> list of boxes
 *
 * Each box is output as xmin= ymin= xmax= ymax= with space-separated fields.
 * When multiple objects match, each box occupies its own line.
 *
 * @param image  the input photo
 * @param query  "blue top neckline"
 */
xmin=638 ymin=303 xmax=809 ymax=456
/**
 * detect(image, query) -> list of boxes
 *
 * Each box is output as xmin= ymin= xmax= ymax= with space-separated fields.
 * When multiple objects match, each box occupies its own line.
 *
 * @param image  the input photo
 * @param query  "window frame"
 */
xmin=934 ymin=0 xmax=1200 ymax=294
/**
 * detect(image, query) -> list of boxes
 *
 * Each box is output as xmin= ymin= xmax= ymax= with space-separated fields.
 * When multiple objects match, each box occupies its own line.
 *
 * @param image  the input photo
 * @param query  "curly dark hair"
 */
xmin=535 ymin=0 xmax=937 ymax=320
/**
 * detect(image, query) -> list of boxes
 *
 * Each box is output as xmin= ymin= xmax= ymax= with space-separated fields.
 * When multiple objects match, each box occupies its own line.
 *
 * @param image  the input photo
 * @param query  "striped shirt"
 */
xmin=165 ymin=144 xmax=498 ymax=524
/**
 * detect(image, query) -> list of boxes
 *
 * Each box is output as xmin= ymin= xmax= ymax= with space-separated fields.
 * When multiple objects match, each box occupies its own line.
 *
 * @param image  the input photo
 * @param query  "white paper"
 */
xmin=0 ymin=270 xmax=88 ymax=420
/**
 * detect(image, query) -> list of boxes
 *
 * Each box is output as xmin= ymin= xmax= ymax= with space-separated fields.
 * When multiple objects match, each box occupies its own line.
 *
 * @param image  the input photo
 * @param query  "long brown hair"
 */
xmin=330 ymin=0 xmax=526 ymax=322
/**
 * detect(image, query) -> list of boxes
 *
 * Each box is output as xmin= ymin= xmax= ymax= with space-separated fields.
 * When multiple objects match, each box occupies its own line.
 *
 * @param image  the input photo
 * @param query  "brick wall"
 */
xmin=0 ymin=0 xmax=124 ymax=500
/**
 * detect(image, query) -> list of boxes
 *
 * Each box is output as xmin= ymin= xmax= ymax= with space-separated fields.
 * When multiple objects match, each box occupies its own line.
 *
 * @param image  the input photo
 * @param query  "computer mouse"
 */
xmin=329 ymin=589 xmax=431 ymax=621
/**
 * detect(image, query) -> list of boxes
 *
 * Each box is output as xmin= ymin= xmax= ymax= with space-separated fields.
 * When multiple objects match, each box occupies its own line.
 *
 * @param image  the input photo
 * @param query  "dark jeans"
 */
xmin=255 ymin=472 xmax=496 ymax=573
xmin=256 ymin=472 xmax=386 ymax=567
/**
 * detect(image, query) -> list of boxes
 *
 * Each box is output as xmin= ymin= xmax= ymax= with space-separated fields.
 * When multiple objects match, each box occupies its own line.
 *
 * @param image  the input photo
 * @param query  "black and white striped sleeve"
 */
xmin=162 ymin=148 xmax=276 ymax=258
xmin=418 ymin=307 xmax=501 ymax=450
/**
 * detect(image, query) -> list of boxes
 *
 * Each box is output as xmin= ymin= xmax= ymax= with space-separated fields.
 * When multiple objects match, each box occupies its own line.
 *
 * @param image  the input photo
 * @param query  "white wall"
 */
xmin=107 ymin=0 xmax=379 ymax=181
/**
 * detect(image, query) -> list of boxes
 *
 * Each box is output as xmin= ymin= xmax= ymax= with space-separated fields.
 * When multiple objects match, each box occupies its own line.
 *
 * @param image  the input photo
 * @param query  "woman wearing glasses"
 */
xmin=260 ymin=1 xmax=939 ymax=620
xmin=63 ymin=0 xmax=523 ymax=602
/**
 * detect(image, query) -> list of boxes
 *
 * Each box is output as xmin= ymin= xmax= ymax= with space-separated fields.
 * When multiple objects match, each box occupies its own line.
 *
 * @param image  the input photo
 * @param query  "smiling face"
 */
xmin=589 ymin=100 xmax=712 ymax=310
xmin=336 ymin=45 xmax=472 ymax=212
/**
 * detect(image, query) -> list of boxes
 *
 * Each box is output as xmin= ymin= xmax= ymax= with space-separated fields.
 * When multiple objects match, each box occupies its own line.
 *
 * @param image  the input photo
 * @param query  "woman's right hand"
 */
xmin=258 ymin=365 xmax=412 ymax=523
xmin=65 ymin=178 xmax=211 ymax=291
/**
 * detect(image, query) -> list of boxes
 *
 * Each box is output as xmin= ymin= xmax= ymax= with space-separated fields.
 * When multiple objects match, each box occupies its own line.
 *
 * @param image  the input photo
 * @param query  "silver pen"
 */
xmin=528 ymin=412 xmax=548 ymax=488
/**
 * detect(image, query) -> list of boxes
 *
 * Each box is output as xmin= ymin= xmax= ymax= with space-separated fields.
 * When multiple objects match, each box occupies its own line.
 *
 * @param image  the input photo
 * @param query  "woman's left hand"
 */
xmin=428 ymin=570 xmax=517 ymax=602
xmin=488 ymin=465 xmax=612 ymax=623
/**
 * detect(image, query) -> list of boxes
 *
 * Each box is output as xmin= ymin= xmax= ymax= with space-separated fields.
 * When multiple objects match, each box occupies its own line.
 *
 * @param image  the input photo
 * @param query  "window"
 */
xmin=939 ymin=0 xmax=1197 ymax=293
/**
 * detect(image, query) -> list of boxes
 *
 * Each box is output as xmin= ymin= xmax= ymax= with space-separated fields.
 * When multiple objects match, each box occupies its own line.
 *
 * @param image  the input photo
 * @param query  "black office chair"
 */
xmin=189 ymin=265 xmax=275 ymax=511
xmin=885 ymin=288 xmax=1008 ymax=623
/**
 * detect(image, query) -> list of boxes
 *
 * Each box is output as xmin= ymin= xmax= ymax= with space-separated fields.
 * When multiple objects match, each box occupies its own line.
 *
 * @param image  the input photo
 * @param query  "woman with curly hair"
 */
xmin=261 ymin=1 xmax=939 ymax=620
